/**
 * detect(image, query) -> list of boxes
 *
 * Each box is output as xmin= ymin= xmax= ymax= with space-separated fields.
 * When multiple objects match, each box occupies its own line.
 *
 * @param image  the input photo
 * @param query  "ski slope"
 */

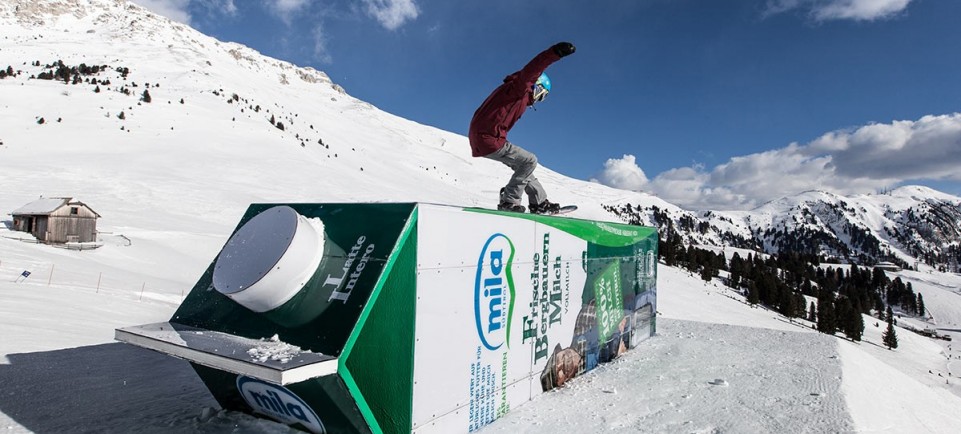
xmin=3 ymin=239 xmax=961 ymax=433
xmin=3 ymin=1 xmax=961 ymax=432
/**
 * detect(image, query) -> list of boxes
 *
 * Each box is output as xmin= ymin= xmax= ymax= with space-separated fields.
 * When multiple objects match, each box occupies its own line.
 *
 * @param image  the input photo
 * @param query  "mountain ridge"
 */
xmin=608 ymin=184 xmax=961 ymax=270
xmin=2 ymin=0 xmax=960 ymax=274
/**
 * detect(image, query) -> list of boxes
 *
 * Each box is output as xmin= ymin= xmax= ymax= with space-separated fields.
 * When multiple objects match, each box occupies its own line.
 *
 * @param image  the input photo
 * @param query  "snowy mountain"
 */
xmin=3 ymin=0 xmax=960 ymax=274
xmin=607 ymin=186 xmax=961 ymax=270
xmin=0 ymin=0 xmax=658 ymax=238
xmin=4 ymin=2 xmax=961 ymax=433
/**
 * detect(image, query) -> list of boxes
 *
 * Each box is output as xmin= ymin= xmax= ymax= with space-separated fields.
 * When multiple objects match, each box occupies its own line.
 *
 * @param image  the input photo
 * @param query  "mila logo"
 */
xmin=237 ymin=377 xmax=326 ymax=433
xmin=474 ymin=233 xmax=515 ymax=350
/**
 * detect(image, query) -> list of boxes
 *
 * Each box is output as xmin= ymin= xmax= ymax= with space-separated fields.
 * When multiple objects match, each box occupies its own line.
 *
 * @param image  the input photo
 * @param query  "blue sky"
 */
xmin=135 ymin=0 xmax=961 ymax=210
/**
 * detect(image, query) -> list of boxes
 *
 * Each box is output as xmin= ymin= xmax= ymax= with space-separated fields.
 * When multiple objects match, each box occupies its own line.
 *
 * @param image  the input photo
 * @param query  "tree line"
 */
xmin=655 ymin=219 xmax=912 ymax=347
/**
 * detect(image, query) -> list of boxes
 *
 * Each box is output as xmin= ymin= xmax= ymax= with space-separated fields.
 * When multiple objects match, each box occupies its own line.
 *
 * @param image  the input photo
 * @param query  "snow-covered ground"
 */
xmin=3 ymin=240 xmax=961 ymax=433
xmin=3 ymin=1 xmax=961 ymax=432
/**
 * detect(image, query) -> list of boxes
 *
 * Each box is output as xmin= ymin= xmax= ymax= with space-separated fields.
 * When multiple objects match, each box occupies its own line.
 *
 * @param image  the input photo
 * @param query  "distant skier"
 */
xmin=468 ymin=42 xmax=576 ymax=214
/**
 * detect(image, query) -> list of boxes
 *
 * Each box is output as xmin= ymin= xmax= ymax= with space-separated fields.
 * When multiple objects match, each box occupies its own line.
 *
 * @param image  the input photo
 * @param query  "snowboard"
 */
xmin=490 ymin=204 xmax=577 ymax=215
xmin=525 ymin=205 xmax=578 ymax=215
xmin=550 ymin=205 xmax=578 ymax=215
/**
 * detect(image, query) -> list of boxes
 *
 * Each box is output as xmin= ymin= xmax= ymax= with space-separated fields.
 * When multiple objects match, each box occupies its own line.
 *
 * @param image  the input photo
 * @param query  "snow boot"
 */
xmin=529 ymin=200 xmax=560 ymax=215
xmin=497 ymin=202 xmax=526 ymax=213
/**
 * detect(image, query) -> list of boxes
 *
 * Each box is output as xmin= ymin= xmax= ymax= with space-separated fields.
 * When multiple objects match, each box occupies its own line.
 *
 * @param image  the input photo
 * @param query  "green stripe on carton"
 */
xmin=465 ymin=208 xmax=657 ymax=247
xmin=340 ymin=207 xmax=419 ymax=434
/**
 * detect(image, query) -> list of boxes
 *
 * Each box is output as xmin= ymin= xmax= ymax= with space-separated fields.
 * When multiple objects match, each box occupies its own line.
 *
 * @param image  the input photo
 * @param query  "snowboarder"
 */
xmin=468 ymin=42 xmax=576 ymax=214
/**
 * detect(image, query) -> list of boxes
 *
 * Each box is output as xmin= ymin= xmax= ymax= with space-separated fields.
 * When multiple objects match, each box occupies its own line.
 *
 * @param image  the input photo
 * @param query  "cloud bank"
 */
xmin=263 ymin=0 xmax=310 ymax=24
xmin=593 ymin=114 xmax=961 ymax=210
xmin=361 ymin=0 xmax=420 ymax=31
xmin=131 ymin=0 xmax=192 ymax=24
xmin=132 ymin=1 xmax=420 ymax=30
xmin=132 ymin=0 xmax=420 ymax=64
xmin=764 ymin=0 xmax=913 ymax=21
xmin=591 ymin=155 xmax=649 ymax=191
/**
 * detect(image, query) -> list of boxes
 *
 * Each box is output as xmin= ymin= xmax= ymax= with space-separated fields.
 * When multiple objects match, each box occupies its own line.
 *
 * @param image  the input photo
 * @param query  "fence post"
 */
xmin=48 ymin=264 xmax=55 ymax=286
xmin=97 ymin=272 xmax=102 ymax=293
xmin=140 ymin=282 xmax=145 ymax=301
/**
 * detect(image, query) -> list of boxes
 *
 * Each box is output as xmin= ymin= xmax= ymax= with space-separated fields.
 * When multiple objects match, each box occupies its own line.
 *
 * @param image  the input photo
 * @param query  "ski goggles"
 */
xmin=532 ymin=83 xmax=549 ymax=103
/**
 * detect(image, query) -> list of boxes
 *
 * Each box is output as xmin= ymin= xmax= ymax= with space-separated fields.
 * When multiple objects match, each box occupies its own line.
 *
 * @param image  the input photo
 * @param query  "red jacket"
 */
xmin=468 ymin=48 xmax=562 ymax=157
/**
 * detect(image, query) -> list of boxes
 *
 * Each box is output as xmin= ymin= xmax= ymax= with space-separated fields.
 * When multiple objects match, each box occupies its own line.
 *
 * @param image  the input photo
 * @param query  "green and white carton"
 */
xmin=116 ymin=203 xmax=658 ymax=433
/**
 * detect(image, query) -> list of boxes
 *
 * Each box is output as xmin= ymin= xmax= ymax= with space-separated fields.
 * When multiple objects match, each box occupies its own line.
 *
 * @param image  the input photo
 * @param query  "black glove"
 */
xmin=552 ymin=42 xmax=576 ymax=58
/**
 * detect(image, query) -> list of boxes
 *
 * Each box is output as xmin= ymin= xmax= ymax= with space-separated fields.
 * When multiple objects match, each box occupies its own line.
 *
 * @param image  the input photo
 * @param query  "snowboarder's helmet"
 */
xmin=532 ymin=73 xmax=551 ymax=103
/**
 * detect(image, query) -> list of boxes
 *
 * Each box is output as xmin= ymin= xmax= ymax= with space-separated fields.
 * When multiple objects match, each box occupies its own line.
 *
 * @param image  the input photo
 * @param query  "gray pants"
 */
xmin=484 ymin=141 xmax=547 ymax=206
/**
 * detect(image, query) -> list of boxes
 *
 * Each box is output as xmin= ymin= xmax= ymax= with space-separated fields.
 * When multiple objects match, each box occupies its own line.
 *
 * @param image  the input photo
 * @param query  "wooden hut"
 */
xmin=874 ymin=261 xmax=901 ymax=272
xmin=11 ymin=197 xmax=100 ymax=243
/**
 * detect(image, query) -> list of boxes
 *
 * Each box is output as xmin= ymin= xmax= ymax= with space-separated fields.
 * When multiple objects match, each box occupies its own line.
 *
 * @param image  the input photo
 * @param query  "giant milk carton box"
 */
xmin=116 ymin=203 xmax=658 ymax=433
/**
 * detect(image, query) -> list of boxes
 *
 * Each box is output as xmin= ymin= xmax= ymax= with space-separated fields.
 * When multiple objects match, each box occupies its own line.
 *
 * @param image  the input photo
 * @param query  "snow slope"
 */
xmin=3 ymin=1 xmax=961 ymax=433
xmin=4 ymin=252 xmax=961 ymax=433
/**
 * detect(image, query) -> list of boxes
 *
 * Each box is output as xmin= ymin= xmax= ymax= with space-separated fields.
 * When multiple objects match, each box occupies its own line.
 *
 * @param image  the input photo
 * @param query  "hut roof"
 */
xmin=11 ymin=197 xmax=100 ymax=217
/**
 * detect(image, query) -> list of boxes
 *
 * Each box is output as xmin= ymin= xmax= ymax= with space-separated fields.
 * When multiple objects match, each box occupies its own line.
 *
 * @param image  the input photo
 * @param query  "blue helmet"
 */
xmin=532 ymin=72 xmax=551 ymax=103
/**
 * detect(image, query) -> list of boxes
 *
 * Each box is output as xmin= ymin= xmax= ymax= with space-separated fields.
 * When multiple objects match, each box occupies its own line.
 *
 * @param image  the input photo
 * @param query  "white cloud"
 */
xmin=762 ymin=0 xmax=805 ymax=17
xmin=804 ymin=115 xmax=961 ymax=180
xmin=131 ymin=0 xmax=239 ymax=23
xmin=764 ymin=0 xmax=913 ymax=21
xmin=209 ymin=0 xmax=238 ymax=17
xmin=130 ymin=0 xmax=192 ymax=24
xmin=590 ymin=155 xmax=649 ymax=191
xmin=312 ymin=26 xmax=332 ymax=64
xmin=597 ymin=113 xmax=961 ymax=210
xmin=361 ymin=0 xmax=420 ymax=31
xmin=813 ymin=0 xmax=912 ymax=21
xmin=264 ymin=0 xmax=310 ymax=25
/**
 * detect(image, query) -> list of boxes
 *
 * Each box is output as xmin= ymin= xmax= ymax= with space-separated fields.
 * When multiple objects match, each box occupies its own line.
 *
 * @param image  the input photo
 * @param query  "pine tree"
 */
xmin=747 ymin=281 xmax=760 ymax=306
xmin=778 ymin=287 xmax=797 ymax=318
xmin=816 ymin=291 xmax=837 ymax=335
xmin=849 ymin=309 xmax=864 ymax=341
xmin=918 ymin=293 xmax=926 ymax=318
xmin=794 ymin=293 xmax=807 ymax=319
xmin=808 ymin=301 xmax=817 ymax=322
xmin=729 ymin=253 xmax=743 ymax=289
xmin=801 ymin=278 xmax=814 ymax=297
xmin=835 ymin=297 xmax=851 ymax=334
xmin=141 ymin=89 xmax=152 ymax=103
xmin=700 ymin=265 xmax=713 ymax=282
xmin=882 ymin=306 xmax=898 ymax=349
xmin=837 ymin=298 xmax=864 ymax=341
